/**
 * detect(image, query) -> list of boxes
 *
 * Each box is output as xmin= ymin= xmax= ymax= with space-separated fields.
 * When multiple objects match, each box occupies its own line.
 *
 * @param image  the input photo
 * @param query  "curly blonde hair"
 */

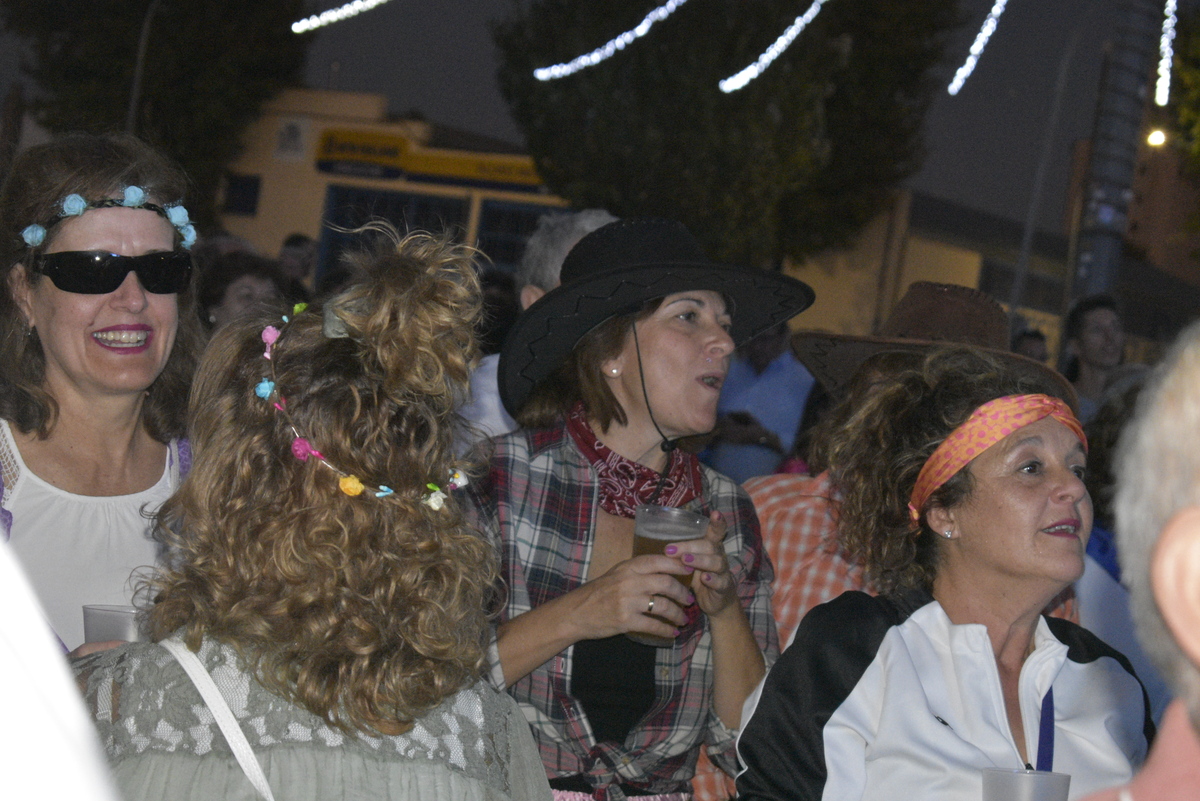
xmin=829 ymin=347 xmax=1070 ymax=595
xmin=147 ymin=226 xmax=495 ymax=734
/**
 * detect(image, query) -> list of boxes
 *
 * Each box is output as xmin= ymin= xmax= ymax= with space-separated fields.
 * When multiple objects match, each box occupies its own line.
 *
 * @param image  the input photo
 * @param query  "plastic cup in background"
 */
xmin=981 ymin=768 xmax=1070 ymax=801
xmin=82 ymin=604 xmax=142 ymax=644
xmin=627 ymin=504 xmax=709 ymax=648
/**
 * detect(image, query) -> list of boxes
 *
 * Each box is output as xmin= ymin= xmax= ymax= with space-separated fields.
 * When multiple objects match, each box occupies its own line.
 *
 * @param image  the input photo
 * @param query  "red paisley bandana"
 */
xmin=566 ymin=403 xmax=704 ymax=518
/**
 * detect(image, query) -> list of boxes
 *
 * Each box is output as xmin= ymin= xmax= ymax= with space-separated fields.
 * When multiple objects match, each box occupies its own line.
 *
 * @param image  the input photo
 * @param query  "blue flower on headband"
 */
xmin=180 ymin=223 xmax=197 ymax=250
xmin=166 ymin=205 xmax=190 ymax=226
xmin=61 ymin=194 xmax=87 ymax=217
xmin=121 ymin=186 xmax=146 ymax=207
xmin=255 ymin=378 xmax=275 ymax=399
xmin=21 ymin=224 xmax=46 ymax=247
xmin=375 ymin=486 xmax=395 ymax=498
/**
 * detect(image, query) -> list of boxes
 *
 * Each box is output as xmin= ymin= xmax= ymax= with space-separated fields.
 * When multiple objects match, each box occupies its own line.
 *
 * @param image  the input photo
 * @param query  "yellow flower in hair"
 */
xmin=339 ymin=475 xmax=365 ymax=496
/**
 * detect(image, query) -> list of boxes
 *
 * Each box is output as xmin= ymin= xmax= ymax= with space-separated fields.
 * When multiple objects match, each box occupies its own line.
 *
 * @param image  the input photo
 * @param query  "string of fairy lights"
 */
xmin=532 ymin=0 xmax=689 ymax=80
xmin=294 ymin=1 xmax=1180 ymax=103
xmin=1157 ymin=0 xmax=1178 ymax=106
xmin=292 ymin=0 xmax=395 ymax=33
xmin=947 ymin=0 xmax=1007 ymax=96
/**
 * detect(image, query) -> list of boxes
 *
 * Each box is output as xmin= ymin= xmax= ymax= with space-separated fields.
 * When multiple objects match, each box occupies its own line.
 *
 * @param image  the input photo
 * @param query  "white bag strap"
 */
xmin=160 ymin=639 xmax=277 ymax=801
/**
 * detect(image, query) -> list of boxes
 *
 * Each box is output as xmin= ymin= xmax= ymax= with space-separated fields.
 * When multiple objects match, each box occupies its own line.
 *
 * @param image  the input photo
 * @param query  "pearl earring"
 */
xmin=610 ymin=367 xmax=619 ymax=376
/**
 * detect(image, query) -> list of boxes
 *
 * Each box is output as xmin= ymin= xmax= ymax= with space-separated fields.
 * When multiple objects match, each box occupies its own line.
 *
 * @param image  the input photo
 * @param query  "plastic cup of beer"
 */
xmin=627 ymin=504 xmax=709 ymax=647
xmin=981 ymin=768 xmax=1070 ymax=801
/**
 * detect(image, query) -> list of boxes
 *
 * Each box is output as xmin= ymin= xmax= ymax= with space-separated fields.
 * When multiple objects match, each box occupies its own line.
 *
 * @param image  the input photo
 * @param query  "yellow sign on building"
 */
xmin=316 ymin=129 xmax=542 ymax=190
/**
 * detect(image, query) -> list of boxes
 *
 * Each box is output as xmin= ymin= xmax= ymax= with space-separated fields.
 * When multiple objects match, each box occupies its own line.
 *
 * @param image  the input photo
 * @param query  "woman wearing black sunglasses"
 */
xmin=0 ymin=133 xmax=203 ymax=654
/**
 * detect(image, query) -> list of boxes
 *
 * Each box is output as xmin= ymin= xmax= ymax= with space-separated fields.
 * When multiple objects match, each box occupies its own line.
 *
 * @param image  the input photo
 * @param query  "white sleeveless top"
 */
xmin=0 ymin=420 xmax=181 ymax=651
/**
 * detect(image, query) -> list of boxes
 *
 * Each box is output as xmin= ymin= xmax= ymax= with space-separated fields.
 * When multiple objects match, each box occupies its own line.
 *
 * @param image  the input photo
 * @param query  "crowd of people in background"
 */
xmin=0 ymin=130 xmax=1193 ymax=801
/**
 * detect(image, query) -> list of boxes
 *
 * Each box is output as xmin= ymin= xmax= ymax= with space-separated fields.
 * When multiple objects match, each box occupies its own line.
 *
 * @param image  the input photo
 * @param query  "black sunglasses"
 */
xmin=31 ymin=250 xmax=192 ymax=295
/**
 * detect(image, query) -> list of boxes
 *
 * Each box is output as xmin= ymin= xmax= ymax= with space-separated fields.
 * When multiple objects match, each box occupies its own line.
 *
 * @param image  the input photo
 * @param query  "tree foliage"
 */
xmin=2 ymin=0 xmax=310 ymax=227
xmin=494 ymin=0 xmax=959 ymax=266
xmin=1174 ymin=8 xmax=1200 ymax=168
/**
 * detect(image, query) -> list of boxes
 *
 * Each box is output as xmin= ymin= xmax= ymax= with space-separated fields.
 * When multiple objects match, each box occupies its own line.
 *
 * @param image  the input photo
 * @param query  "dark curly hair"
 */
xmin=0 ymin=132 xmax=201 ymax=441
xmin=146 ymin=227 xmax=495 ymax=735
xmin=828 ymin=347 xmax=1072 ymax=594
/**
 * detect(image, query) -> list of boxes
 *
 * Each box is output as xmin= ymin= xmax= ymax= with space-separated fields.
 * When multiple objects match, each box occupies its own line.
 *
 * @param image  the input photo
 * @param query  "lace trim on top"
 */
xmin=0 ymin=422 xmax=19 ymax=537
xmin=75 ymin=638 xmax=520 ymax=793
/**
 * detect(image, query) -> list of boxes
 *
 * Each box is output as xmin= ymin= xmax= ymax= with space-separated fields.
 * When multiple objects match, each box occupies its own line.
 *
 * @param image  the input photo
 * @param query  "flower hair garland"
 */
xmin=21 ymin=185 xmax=197 ymax=250
xmin=257 ymin=304 xmax=467 ymax=508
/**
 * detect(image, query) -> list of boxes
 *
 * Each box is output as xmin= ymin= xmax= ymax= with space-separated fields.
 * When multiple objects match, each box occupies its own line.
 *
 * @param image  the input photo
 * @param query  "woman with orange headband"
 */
xmin=736 ymin=347 xmax=1153 ymax=801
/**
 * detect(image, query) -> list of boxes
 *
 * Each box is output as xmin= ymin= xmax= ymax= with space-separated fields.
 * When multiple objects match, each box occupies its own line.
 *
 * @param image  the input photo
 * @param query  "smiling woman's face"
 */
xmin=12 ymin=206 xmax=180 ymax=405
xmin=939 ymin=416 xmax=1092 ymax=592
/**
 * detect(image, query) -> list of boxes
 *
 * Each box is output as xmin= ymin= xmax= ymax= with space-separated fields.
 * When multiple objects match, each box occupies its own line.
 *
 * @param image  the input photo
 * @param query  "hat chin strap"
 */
xmin=631 ymin=322 xmax=677 ymax=454
xmin=631 ymin=323 xmax=677 ymax=506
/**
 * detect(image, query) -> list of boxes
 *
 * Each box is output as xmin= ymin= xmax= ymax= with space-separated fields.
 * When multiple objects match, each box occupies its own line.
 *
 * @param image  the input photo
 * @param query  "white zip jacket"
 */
xmin=736 ymin=590 xmax=1153 ymax=800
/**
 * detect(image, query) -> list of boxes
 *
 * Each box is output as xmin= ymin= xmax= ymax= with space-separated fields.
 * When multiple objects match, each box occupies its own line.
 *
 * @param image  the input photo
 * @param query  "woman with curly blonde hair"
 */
xmin=737 ymin=347 xmax=1153 ymax=801
xmin=73 ymin=227 xmax=551 ymax=801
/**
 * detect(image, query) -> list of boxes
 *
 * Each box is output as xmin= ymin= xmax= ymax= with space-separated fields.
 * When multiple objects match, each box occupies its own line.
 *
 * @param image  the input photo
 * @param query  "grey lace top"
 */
xmin=74 ymin=638 xmax=552 ymax=801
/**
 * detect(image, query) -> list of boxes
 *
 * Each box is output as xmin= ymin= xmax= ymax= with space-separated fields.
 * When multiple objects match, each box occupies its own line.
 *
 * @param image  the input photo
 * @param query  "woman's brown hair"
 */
xmin=516 ymin=300 xmax=661 ymax=432
xmin=147 ymin=227 xmax=494 ymax=734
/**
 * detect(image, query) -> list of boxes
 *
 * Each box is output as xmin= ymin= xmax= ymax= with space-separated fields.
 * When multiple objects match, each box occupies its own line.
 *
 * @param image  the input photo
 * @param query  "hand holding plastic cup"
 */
xmin=981 ymin=768 xmax=1070 ymax=801
xmin=627 ymin=504 xmax=708 ymax=647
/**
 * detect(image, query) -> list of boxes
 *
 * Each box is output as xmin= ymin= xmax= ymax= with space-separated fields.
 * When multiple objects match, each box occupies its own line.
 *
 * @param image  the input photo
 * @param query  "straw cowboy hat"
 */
xmin=499 ymin=218 xmax=815 ymax=417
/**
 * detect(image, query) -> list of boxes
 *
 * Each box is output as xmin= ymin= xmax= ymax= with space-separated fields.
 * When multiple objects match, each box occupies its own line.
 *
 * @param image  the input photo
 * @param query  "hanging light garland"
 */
xmin=1156 ymin=0 xmax=1178 ymax=106
xmin=292 ymin=0 xmax=396 ymax=34
xmin=719 ymin=0 xmax=829 ymax=93
xmin=301 ymin=0 xmax=1172 ymax=106
xmin=530 ymin=0 xmax=829 ymax=91
xmin=533 ymin=0 xmax=690 ymax=81
xmin=947 ymin=0 xmax=1008 ymax=95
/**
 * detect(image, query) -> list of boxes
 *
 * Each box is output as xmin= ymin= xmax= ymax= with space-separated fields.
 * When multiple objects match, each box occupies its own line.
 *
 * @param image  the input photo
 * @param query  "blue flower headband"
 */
xmin=21 ymin=185 xmax=197 ymax=250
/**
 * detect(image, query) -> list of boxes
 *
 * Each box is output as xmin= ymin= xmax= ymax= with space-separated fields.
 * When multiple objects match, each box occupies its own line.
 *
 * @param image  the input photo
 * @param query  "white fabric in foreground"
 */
xmin=0 ymin=538 xmax=120 ymax=800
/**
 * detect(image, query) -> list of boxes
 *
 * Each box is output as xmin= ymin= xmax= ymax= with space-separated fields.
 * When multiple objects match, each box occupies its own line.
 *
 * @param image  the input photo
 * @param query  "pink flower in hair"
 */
xmin=262 ymin=325 xmax=280 ymax=359
xmin=291 ymin=437 xmax=322 ymax=461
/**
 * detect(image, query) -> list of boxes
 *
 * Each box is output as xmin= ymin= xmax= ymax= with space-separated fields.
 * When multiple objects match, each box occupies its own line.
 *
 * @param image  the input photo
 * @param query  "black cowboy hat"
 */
xmin=498 ymin=218 xmax=815 ymax=417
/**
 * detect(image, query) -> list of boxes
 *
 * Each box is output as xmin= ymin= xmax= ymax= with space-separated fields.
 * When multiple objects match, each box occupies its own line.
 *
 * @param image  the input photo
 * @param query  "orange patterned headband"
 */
xmin=907 ymin=394 xmax=1086 ymax=526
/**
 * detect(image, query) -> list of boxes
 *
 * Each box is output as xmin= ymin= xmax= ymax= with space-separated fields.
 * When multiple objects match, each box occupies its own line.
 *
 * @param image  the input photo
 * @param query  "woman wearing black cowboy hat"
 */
xmin=466 ymin=219 xmax=814 ymax=800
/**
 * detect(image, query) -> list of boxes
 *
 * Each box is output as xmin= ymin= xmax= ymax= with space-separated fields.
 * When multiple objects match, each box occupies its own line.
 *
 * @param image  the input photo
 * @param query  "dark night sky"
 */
xmin=0 ymin=0 xmax=1187 ymax=235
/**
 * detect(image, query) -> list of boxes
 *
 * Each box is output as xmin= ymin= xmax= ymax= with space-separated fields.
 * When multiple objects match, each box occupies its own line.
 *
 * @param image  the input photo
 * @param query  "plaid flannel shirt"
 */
xmin=467 ymin=423 xmax=778 ymax=801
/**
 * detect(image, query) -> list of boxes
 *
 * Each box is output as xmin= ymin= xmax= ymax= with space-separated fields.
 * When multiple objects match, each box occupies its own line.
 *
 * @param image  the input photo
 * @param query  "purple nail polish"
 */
xmin=664 ymin=545 xmax=678 ymax=555
xmin=704 ymin=573 xmax=713 ymax=582
xmin=683 ymin=553 xmax=695 ymax=563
